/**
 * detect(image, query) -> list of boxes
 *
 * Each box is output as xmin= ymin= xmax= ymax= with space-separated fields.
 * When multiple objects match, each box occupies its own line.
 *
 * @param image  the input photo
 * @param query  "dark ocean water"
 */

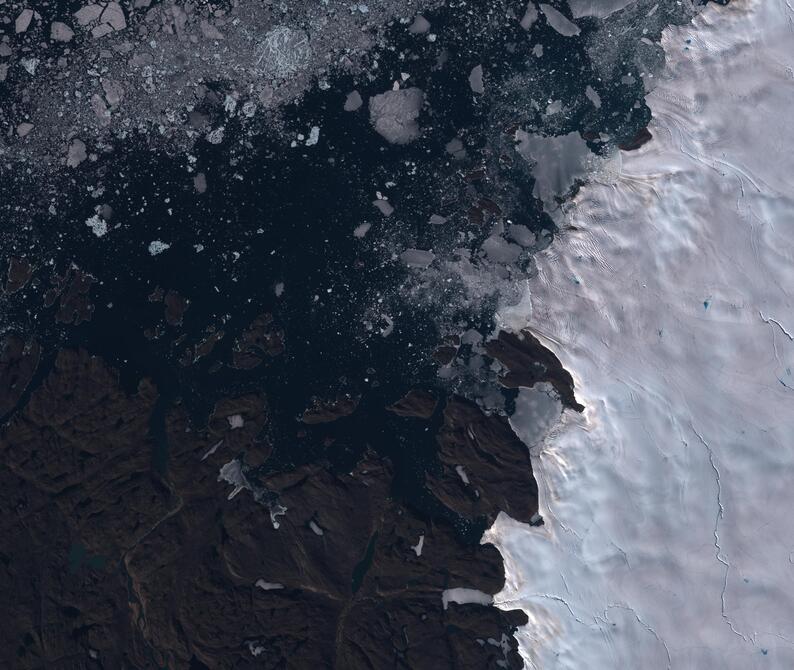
xmin=1 ymin=0 xmax=660 ymax=544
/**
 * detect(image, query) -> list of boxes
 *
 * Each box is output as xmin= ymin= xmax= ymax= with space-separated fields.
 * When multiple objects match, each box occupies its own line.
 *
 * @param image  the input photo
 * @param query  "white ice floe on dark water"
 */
xmin=148 ymin=240 xmax=171 ymax=256
xmin=486 ymin=1 xmax=794 ymax=668
xmin=85 ymin=214 xmax=107 ymax=238
xmin=538 ymin=4 xmax=581 ymax=36
xmin=568 ymin=0 xmax=636 ymax=20
xmin=369 ymin=87 xmax=424 ymax=145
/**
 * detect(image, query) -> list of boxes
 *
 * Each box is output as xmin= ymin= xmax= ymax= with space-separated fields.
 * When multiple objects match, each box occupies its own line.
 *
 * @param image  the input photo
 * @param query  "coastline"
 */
xmin=488 ymin=1 xmax=794 ymax=666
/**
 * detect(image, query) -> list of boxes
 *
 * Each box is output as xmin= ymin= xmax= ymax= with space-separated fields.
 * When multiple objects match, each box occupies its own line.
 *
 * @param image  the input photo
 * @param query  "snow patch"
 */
xmin=442 ymin=588 xmax=493 ymax=610
xmin=255 ymin=579 xmax=284 ymax=591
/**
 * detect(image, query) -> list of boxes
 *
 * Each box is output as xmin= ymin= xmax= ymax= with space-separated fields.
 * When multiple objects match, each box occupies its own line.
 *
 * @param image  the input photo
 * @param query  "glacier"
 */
xmin=486 ymin=1 xmax=794 ymax=668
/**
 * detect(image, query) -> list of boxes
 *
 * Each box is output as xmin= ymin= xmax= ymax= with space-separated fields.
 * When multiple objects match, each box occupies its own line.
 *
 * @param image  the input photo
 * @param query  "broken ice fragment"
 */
xmin=148 ymin=240 xmax=171 ymax=256
xmin=91 ymin=23 xmax=113 ymax=38
xmin=101 ymin=79 xmax=124 ymax=106
xmin=85 ymin=214 xmax=107 ymax=237
xmin=66 ymin=139 xmax=87 ymax=167
xmin=91 ymin=94 xmax=111 ymax=126
xmin=429 ymin=214 xmax=447 ymax=225
xmin=15 ymin=9 xmax=34 ymax=34
xmin=206 ymin=127 xmax=225 ymax=145
xmin=539 ymin=4 xmax=581 ymax=36
xmin=585 ymin=85 xmax=602 ymax=109
xmin=445 ymin=137 xmax=467 ymax=160
xmin=305 ymin=126 xmax=320 ymax=146
xmin=50 ymin=21 xmax=74 ymax=42
xmin=468 ymin=65 xmax=484 ymax=94
xmin=482 ymin=236 xmax=522 ymax=264
xmin=372 ymin=199 xmax=394 ymax=217
xmin=74 ymin=4 xmax=103 ymax=26
xmin=369 ymin=88 xmax=424 ymax=145
xmin=545 ymin=99 xmax=563 ymax=116
xmin=568 ymin=0 xmax=635 ymax=19
xmin=100 ymin=3 xmax=126 ymax=31
xmin=20 ymin=58 xmax=39 ymax=75
xmin=400 ymin=248 xmax=435 ymax=268
xmin=193 ymin=172 xmax=207 ymax=193
xmin=411 ymin=534 xmax=425 ymax=557
xmin=408 ymin=15 xmax=431 ymax=34
xmin=353 ymin=222 xmax=371 ymax=238
xmin=520 ymin=3 xmax=539 ymax=30
xmin=16 ymin=123 xmax=34 ymax=138
xmin=507 ymin=223 xmax=536 ymax=247
xmin=81 ymin=2 xmax=125 ymax=38
xmin=344 ymin=90 xmax=363 ymax=112
xmin=223 ymin=95 xmax=237 ymax=116
xmin=309 ymin=520 xmax=324 ymax=536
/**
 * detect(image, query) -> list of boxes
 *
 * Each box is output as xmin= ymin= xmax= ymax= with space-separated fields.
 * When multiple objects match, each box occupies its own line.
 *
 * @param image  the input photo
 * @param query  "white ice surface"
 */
xmin=227 ymin=414 xmax=245 ymax=429
xmin=255 ymin=579 xmax=284 ymax=591
xmin=539 ymin=4 xmax=581 ymax=36
xmin=485 ymin=1 xmax=794 ymax=668
xmin=568 ymin=0 xmax=636 ymax=20
xmin=85 ymin=214 xmax=107 ymax=237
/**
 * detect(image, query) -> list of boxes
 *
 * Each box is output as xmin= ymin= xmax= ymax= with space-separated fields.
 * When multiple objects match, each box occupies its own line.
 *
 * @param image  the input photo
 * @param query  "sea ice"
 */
xmin=369 ymin=88 xmax=424 ymax=145
xmin=539 ymin=4 xmax=580 ymax=37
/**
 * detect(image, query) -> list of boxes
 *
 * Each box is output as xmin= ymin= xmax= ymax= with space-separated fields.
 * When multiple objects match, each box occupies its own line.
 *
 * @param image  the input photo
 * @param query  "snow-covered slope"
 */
xmin=486 ymin=1 xmax=794 ymax=667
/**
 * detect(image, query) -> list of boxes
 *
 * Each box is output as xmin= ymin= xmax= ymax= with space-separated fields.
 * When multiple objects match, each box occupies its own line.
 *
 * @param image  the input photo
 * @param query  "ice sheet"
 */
xmin=486 ymin=1 xmax=794 ymax=668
